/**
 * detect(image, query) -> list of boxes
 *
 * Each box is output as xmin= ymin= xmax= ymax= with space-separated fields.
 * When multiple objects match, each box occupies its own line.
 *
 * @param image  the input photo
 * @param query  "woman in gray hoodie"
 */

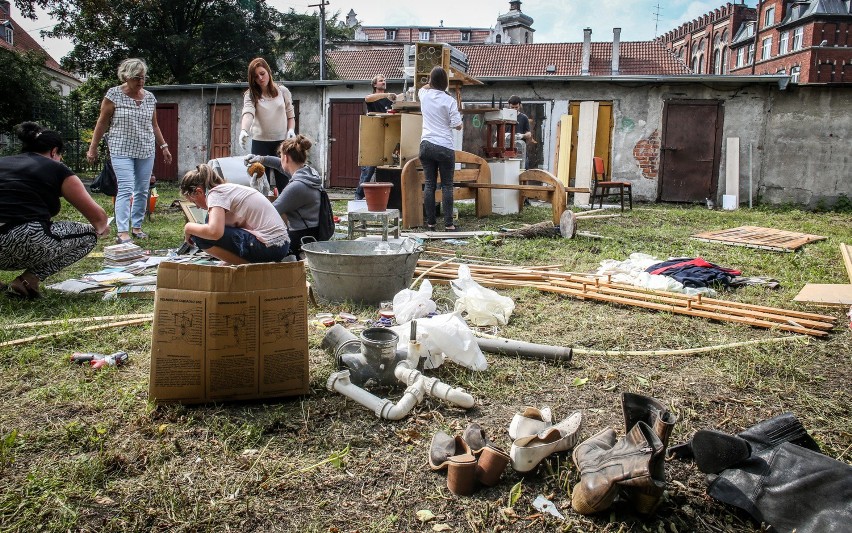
xmin=247 ymin=135 xmax=323 ymax=258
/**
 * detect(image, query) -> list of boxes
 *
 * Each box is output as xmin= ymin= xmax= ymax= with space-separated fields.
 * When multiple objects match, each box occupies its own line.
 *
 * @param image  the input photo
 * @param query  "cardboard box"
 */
xmin=149 ymin=261 xmax=310 ymax=404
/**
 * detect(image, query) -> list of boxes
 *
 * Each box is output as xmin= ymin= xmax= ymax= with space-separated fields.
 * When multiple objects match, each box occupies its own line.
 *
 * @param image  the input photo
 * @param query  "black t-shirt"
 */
xmin=366 ymin=97 xmax=394 ymax=113
xmin=516 ymin=112 xmax=531 ymax=135
xmin=0 ymin=153 xmax=73 ymax=225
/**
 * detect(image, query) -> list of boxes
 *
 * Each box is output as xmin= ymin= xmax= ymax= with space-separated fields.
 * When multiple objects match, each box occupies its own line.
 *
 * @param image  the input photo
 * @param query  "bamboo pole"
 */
xmin=13 ymin=313 xmax=154 ymax=330
xmin=0 ymin=318 xmax=153 ymax=348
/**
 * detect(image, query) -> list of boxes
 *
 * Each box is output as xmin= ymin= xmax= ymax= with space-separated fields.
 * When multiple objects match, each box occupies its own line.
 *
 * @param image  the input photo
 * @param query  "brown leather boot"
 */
xmin=621 ymin=393 xmax=678 ymax=514
xmin=622 ymin=392 xmax=678 ymax=446
xmin=571 ymin=422 xmax=664 ymax=515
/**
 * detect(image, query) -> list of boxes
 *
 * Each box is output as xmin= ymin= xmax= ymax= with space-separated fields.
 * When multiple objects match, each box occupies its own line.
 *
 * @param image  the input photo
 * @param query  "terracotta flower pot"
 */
xmin=361 ymin=182 xmax=393 ymax=212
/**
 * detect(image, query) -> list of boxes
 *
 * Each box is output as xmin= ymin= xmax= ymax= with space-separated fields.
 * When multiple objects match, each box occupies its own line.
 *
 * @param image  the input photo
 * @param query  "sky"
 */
xmin=12 ymin=0 xmax=754 ymax=63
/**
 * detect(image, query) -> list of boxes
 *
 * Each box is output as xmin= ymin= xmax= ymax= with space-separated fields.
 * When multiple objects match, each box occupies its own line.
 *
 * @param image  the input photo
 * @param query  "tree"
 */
xmin=0 ymin=48 xmax=61 ymax=132
xmin=16 ymin=0 xmax=286 ymax=84
xmin=276 ymin=9 xmax=353 ymax=80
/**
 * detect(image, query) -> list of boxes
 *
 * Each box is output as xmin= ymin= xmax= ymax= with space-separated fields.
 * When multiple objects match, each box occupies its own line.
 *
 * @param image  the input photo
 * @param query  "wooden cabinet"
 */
xmin=358 ymin=113 xmax=422 ymax=168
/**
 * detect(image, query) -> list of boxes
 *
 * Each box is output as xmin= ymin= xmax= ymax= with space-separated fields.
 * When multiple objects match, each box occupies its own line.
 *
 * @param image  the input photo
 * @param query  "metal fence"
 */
xmin=0 ymin=97 xmax=99 ymax=174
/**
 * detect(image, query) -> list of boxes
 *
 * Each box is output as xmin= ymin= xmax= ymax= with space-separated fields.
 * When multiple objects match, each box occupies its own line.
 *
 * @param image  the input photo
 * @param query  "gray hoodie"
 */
xmin=263 ymin=157 xmax=323 ymax=231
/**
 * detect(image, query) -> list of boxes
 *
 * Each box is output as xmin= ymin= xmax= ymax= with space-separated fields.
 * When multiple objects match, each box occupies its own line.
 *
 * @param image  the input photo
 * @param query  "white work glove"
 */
xmin=239 ymin=129 xmax=250 ymax=150
xmin=286 ymin=129 xmax=296 ymax=139
xmin=244 ymin=154 xmax=264 ymax=166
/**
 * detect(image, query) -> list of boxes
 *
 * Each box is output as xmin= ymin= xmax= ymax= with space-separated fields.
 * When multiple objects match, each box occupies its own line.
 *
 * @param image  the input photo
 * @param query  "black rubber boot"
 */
xmin=669 ymin=412 xmax=820 ymax=465
xmin=707 ymin=442 xmax=852 ymax=533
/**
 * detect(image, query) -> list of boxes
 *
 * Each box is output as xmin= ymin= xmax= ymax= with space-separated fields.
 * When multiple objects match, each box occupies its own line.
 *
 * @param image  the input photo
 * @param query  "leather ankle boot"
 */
xmin=622 ymin=392 xmax=678 ymax=446
xmin=621 ymin=393 xmax=677 ymax=513
xmin=571 ymin=422 xmax=664 ymax=515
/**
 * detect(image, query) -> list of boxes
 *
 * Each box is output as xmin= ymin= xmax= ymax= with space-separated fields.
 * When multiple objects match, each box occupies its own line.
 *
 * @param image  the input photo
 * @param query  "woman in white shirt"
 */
xmin=180 ymin=164 xmax=290 ymax=264
xmin=418 ymin=67 xmax=462 ymax=231
xmin=239 ymin=58 xmax=296 ymax=190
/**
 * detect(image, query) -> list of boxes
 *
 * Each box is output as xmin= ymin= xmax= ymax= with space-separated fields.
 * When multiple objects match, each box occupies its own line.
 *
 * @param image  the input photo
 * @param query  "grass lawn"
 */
xmin=1 ymin=184 xmax=850 ymax=532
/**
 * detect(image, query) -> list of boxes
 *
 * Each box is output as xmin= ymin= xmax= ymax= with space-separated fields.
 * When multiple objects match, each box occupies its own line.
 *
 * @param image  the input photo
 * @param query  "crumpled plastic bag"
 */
xmin=392 ymin=279 xmax=437 ymax=323
xmin=390 ymin=312 xmax=488 ymax=371
xmin=450 ymin=264 xmax=515 ymax=326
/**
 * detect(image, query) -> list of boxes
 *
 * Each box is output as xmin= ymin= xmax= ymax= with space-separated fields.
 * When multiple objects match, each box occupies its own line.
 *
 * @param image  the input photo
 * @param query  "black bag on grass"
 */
xmin=91 ymin=158 xmax=118 ymax=196
xmin=315 ymin=189 xmax=335 ymax=241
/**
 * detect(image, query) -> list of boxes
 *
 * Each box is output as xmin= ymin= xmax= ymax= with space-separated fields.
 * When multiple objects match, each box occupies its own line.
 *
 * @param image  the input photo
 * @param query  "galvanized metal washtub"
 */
xmin=301 ymin=238 xmax=422 ymax=305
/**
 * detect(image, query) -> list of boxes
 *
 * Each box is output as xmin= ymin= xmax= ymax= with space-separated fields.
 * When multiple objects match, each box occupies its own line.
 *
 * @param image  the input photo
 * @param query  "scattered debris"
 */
xmin=532 ymin=495 xmax=565 ymax=520
xmin=415 ymin=260 xmax=836 ymax=336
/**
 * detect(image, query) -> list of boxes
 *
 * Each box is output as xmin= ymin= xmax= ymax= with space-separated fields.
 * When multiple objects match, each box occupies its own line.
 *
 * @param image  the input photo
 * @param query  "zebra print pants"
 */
xmin=0 ymin=221 xmax=97 ymax=280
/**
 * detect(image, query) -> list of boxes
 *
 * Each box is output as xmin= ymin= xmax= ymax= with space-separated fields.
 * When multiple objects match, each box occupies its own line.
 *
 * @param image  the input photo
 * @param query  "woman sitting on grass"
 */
xmin=245 ymin=134 xmax=324 ymax=258
xmin=180 ymin=164 xmax=289 ymax=264
xmin=0 ymin=122 xmax=110 ymax=298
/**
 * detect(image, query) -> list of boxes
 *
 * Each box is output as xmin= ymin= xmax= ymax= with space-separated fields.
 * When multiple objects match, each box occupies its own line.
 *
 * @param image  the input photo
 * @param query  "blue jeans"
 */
xmin=419 ymin=141 xmax=455 ymax=227
xmin=192 ymin=226 xmax=290 ymax=263
xmin=111 ymin=155 xmax=155 ymax=233
xmin=355 ymin=166 xmax=376 ymax=200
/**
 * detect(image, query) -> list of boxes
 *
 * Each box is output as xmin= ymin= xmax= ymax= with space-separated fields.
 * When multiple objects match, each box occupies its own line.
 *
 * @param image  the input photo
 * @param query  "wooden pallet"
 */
xmin=691 ymin=226 xmax=827 ymax=252
xmin=416 ymin=260 xmax=837 ymax=337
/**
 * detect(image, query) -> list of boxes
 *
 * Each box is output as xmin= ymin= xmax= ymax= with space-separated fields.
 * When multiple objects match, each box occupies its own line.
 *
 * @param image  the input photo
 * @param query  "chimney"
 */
xmin=0 ymin=1 xmax=10 ymax=17
xmin=581 ymin=28 xmax=592 ymax=76
xmin=612 ymin=27 xmax=621 ymax=75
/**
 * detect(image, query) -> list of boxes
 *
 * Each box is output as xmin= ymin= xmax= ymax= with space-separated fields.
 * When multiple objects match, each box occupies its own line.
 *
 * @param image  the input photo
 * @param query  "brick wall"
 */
xmin=633 ymin=130 xmax=660 ymax=179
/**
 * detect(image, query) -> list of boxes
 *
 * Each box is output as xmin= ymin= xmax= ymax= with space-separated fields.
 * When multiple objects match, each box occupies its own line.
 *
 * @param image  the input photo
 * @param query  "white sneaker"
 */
xmin=510 ymin=411 xmax=583 ymax=473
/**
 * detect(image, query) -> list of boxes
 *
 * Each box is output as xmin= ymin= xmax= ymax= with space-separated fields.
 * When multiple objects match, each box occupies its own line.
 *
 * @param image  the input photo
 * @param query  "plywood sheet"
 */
xmin=556 ymin=114 xmax=572 ymax=186
xmin=841 ymin=243 xmax=852 ymax=284
xmin=574 ymin=101 xmax=598 ymax=206
xmin=794 ymin=284 xmax=852 ymax=306
xmin=692 ymin=226 xmax=827 ymax=252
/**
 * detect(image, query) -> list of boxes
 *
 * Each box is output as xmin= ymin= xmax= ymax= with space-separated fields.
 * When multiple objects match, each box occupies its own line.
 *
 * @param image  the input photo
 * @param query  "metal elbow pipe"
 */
xmin=421 ymin=376 xmax=475 ymax=409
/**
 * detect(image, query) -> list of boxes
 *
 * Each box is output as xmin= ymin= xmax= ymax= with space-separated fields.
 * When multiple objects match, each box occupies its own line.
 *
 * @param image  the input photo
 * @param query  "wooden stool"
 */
xmin=483 ymin=120 xmax=517 ymax=158
xmin=348 ymin=209 xmax=400 ymax=241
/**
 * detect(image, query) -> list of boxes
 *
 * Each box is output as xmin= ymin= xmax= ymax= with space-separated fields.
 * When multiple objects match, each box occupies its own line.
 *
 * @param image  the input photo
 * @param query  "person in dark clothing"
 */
xmin=248 ymin=135 xmax=325 ymax=258
xmin=0 ymin=122 xmax=110 ymax=298
xmin=355 ymin=74 xmax=404 ymax=200
xmin=508 ymin=95 xmax=536 ymax=169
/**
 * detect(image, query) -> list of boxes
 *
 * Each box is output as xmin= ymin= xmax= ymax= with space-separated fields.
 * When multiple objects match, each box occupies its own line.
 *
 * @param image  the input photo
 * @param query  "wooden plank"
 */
xmin=794 ymin=284 xmax=852 ymax=306
xmin=574 ymin=103 xmax=597 ymax=206
xmin=556 ymin=115 xmax=572 ymax=186
xmin=841 ymin=243 xmax=852 ymax=284
xmin=725 ymin=137 xmax=740 ymax=198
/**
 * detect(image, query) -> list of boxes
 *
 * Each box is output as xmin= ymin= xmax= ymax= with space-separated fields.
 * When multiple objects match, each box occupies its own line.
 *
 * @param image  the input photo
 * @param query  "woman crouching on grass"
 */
xmin=180 ymin=164 xmax=290 ymax=264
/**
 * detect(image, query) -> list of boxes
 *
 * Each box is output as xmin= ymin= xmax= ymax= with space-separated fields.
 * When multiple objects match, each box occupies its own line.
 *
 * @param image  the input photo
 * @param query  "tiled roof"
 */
xmin=0 ymin=15 xmax=78 ymax=80
xmin=328 ymin=47 xmax=406 ymax=80
xmin=360 ymin=27 xmax=494 ymax=44
xmin=327 ymin=41 xmax=690 ymax=80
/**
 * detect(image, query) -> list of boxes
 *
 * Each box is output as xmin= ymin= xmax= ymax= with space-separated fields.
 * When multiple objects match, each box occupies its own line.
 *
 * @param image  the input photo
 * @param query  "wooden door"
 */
xmin=209 ymin=103 xmax=231 ymax=160
xmin=659 ymin=100 xmax=723 ymax=202
xmin=154 ymin=104 xmax=178 ymax=181
xmin=569 ymin=101 xmax=612 ymax=180
xmin=329 ymin=100 xmax=363 ymax=188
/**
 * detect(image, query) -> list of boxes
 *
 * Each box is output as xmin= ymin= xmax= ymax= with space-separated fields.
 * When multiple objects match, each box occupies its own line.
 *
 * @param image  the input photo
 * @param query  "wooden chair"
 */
xmin=591 ymin=156 xmax=632 ymax=211
xmin=400 ymin=151 xmax=492 ymax=228
xmin=515 ymin=169 xmax=567 ymax=225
